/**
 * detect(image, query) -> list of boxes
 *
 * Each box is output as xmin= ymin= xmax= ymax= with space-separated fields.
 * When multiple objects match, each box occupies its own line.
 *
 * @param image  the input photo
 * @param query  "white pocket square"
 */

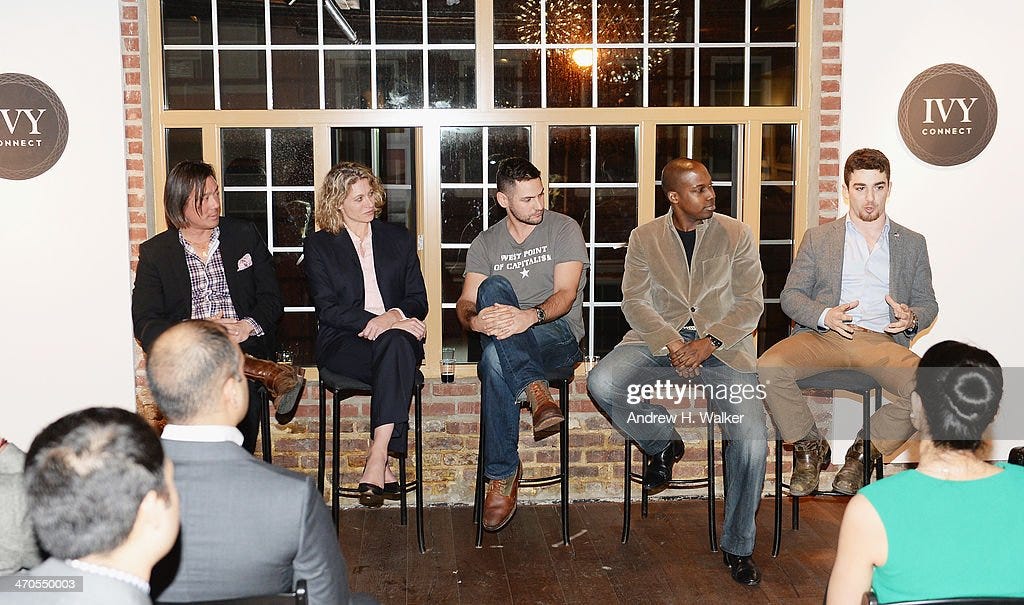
xmin=237 ymin=253 xmax=253 ymax=271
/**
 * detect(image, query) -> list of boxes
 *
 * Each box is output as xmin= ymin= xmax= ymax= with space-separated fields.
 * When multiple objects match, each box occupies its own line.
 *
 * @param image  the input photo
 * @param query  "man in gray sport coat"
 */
xmin=147 ymin=320 xmax=375 ymax=605
xmin=758 ymin=148 xmax=938 ymax=497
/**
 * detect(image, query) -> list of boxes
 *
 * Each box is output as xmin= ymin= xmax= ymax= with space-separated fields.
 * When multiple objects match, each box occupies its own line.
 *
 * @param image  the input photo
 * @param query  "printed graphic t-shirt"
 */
xmin=465 ymin=211 xmax=589 ymax=341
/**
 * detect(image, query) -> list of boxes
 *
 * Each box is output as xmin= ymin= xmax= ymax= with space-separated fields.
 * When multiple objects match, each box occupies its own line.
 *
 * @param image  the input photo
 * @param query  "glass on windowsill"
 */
xmin=441 ymin=347 xmax=456 ymax=383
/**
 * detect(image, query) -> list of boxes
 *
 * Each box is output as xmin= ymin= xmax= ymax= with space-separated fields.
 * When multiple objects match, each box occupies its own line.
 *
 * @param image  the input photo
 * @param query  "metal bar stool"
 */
xmin=473 ymin=367 xmax=575 ymax=547
xmin=771 ymin=369 xmax=884 ymax=557
xmin=316 ymin=367 xmax=426 ymax=554
xmin=621 ymin=416 xmax=721 ymax=550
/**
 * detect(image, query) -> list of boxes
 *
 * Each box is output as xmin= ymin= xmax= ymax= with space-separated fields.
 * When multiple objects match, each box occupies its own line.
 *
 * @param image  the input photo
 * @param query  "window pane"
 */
xmin=648 ymin=48 xmax=693 ymax=107
xmin=751 ymin=48 xmax=796 ymax=107
xmin=593 ymin=247 xmax=627 ymax=302
xmin=222 ymin=128 xmax=266 ymax=187
xmin=654 ymin=124 xmax=739 ymax=219
xmin=495 ymin=0 xmax=540 ymax=44
xmin=549 ymin=127 xmax=590 ymax=184
xmin=595 ymin=189 xmax=637 ymax=243
xmin=270 ymin=129 xmax=313 ymax=187
xmin=323 ymin=2 xmax=370 ymax=43
xmin=757 ymin=304 xmax=790 ymax=356
xmin=274 ymin=252 xmax=310 ymax=308
xmin=761 ymin=185 xmax=793 ymax=240
xmin=700 ymin=0 xmax=745 ymax=43
xmin=751 ymin=0 xmax=797 ymax=43
xmin=377 ymin=50 xmax=424 ymax=109
xmin=592 ymin=306 xmax=629 ymax=357
xmin=278 ymin=312 xmax=316 ymax=367
xmin=598 ymin=0 xmax=644 ymax=43
xmin=376 ymin=0 xmax=423 ymax=44
xmin=164 ymin=50 xmax=214 ymax=110
xmin=760 ymin=243 xmax=792 ymax=300
xmin=762 ymin=124 xmax=795 ymax=181
xmin=325 ymin=51 xmax=372 ymax=109
xmin=649 ymin=0 xmax=694 ymax=43
xmin=272 ymin=51 xmax=319 ymax=109
xmin=595 ymin=127 xmax=637 ymax=183
xmin=546 ymin=0 xmax=593 ymax=44
xmin=487 ymin=127 xmax=531 ymax=182
xmin=441 ymin=189 xmax=483 ymax=244
xmin=699 ymin=48 xmax=745 ymax=107
xmin=598 ymin=49 xmax=642 ymax=108
xmin=330 ymin=127 xmax=418 ymax=232
xmin=440 ymin=127 xmax=482 ymax=183
xmin=165 ymin=128 xmax=203 ymax=175
xmin=429 ymin=50 xmax=476 ymax=109
xmin=428 ymin=0 xmax=475 ymax=44
xmin=218 ymin=0 xmax=265 ymax=45
xmin=692 ymin=124 xmax=738 ymax=181
xmin=273 ymin=191 xmax=315 ymax=247
xmin=219 ymin=50 xmax=267 ymax=110
xmin=162 ymin=0 xmax=212 ymax=45
xmin=442 ymin=307 xmax=478 ymax=362
xmin=270 ymin=0 xmax=319 ymax=45
xmin=494 ymin=49 xmax=541 ymax=109
xmin=550 ymin=187 xmax=590 ymax=242
xmin=223 ymin=191 xmax=268 ymax=241
xmin=441 ymin=249 xmax=469 ymax=304
xmin=547 ymin=49 xmax=592 ymax=108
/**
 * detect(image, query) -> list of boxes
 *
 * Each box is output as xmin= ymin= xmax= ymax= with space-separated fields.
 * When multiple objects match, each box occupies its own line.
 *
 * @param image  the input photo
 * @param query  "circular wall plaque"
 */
xmin=0 ymin=73 xmax=70 ymax=180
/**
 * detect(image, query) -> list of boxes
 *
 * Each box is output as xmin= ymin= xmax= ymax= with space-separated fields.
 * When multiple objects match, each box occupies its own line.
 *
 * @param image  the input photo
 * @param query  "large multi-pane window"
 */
xmin=149 ymin=0 xmax=811 ymax=369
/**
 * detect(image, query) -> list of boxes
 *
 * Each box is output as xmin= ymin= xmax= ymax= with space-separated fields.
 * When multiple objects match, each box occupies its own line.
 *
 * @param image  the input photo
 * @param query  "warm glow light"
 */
xmin=572 ymin=48 xmax=595 ymax=68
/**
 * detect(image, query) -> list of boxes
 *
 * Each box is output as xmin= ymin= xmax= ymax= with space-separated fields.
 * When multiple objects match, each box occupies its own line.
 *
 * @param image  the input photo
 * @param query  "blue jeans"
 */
xmin=587 ymin=332 xmax=768 ymax=556
xmin=477 ymin=276 xmax=581 ymax=480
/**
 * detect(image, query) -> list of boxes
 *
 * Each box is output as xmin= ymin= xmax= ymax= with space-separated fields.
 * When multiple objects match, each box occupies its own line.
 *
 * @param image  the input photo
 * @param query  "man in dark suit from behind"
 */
xmin=9 ymin=407 xmax=181 ymax=605
xmin=148 ymin=320 xmax=375 ymax=605
xmin=132 ymin=160 xmax=305 ymax=452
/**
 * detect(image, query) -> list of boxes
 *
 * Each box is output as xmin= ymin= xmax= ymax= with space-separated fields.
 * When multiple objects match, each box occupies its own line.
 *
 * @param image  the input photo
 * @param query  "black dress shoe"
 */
xmin=358 ymin=483 xmax=384 ymax=507
xmin=643 ymin=440 xmax=685 ymax=491
xmin=723 ymin=551 xmax=761 ymax=586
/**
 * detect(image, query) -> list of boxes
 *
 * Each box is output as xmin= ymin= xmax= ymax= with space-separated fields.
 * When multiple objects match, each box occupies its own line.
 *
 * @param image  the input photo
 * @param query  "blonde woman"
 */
xmin=304 ymin=162 xmax=427 ymax=507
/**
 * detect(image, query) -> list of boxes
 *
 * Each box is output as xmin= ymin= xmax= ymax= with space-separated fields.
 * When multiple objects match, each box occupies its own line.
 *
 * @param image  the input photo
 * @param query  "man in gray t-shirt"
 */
xmin=457 ymin=157 xmax=588 ymax=533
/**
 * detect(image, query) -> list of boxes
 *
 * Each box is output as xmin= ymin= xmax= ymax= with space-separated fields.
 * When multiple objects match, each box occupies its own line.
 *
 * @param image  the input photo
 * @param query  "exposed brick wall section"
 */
xmin=818 ymin=0 xmax=843 ymax=222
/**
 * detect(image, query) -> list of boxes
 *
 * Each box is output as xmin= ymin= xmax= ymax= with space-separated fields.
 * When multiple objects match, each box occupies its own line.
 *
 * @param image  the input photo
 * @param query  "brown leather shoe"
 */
xmin=242 ymin=355 xmax=306 ymax=417
xmin=482 ymin=464 xmax=522 ymax=532
xmin=832 ymin=438 xmax=881 ymax=495
xmin=525 ymin=380 xmax=563 ymax=439
xmin=790 ymin=428 xmax=831 ymax=497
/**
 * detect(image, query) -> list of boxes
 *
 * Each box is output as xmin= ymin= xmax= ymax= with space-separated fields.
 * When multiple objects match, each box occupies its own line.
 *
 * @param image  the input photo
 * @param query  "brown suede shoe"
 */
xmin=832 ymin=438 xmax=880 ymax=495
xmin=482 ymin=464 xmax=522 ymax=532
xmin=242 ymin=355 xmax=306 ymax=417
xmin=525 ymin=380 xmax=563 ymax=439
xmin=790 ymin=428 xmax=831 ymax=497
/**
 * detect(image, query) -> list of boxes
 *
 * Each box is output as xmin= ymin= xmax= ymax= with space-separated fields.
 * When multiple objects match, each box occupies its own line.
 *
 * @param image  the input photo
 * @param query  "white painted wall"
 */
xmin=840 ymin=0 xmax=1023 ymax=459
xmin=0 ymin=0 xmax=134 ymax=449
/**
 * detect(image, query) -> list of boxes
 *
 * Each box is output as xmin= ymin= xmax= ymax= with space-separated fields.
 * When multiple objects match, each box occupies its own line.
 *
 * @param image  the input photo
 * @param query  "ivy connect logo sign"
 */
xmin=0 ymin=73 xmax=70 ymax=180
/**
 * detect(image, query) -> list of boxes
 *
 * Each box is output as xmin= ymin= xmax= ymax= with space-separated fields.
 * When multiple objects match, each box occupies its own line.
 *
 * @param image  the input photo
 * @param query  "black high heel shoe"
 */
xmin=358 ymin=483 xmax=384 ymax=507
xmin=383 ymin=481 xmax=401 ymax=497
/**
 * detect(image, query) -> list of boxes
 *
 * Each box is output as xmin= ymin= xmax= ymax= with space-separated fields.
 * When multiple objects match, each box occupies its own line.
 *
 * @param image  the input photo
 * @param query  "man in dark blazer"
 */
xmin=132 ymin=161 xmax=304 ymax=452
xmin=758 ymin=148 xmax=938 ymax=497
xmin=148 ymin=320 xmax=375 ymax=605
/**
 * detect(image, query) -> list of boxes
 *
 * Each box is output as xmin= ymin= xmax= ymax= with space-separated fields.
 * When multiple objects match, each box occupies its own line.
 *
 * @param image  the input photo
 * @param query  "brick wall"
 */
xmin=122 ymin=1 xmax=860 ymax=506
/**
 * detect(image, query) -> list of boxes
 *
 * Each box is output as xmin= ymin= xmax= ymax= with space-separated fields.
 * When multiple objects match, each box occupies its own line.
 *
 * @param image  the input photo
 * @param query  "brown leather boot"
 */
xmin=525 ymin=380 xmax=563 ymax=439
xmin=482 ymin=463 xmax=522 ymax=531
xmin=790 ymin=427 xmax=831 ymax=497
xmin=832 ymin=437 xmax=881 ymax=495
xmin=242 ymin=355 xmax=306 ymax=417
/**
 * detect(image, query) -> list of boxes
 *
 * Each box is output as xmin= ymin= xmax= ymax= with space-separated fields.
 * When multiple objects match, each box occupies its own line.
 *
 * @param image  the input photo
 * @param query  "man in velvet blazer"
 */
xmin=303 ymin=218 xmax=427 ymax=364
xmin=132 ymin=215 xmax=281 ymax=359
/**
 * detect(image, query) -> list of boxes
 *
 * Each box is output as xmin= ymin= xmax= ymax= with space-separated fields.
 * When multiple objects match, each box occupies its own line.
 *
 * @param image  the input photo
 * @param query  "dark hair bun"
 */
xmin=916 ymin=340 xmax=1002 ymax=448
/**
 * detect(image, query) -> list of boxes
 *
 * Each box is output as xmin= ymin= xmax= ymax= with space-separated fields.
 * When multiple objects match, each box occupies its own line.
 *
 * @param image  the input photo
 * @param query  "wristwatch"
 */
xmin=706 ymin=334 xmax=723 ymax=348
xmin=534 ymin=306 xmax=546 ymax=325
xmin=904 ymin=310 xmax=919 ymax=336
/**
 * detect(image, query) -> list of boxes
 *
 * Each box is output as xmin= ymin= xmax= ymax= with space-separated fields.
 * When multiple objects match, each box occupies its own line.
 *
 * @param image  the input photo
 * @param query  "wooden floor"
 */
xmin=337 ymin=497 xmax=848 ymax=604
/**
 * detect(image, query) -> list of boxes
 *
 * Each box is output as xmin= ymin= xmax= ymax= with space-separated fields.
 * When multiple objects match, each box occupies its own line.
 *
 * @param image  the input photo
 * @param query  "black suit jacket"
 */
xmin=303 ymin=220 xmax=427 ymax=362
xmin=131 ymin=216 xmax=282 ymax=357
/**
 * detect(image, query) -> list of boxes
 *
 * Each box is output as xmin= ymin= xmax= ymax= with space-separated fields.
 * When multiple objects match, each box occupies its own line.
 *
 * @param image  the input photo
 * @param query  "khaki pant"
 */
xmin=757 ymin=329 xmax=920 ymax=455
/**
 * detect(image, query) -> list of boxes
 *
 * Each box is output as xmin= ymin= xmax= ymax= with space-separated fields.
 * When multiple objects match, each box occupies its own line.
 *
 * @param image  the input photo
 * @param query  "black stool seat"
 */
xmin=473 ymin=366 xmax=576 ymax=546
xmin=317 ymin=367 xmax=426 ymax=553
xmin=771 ymin=369 xmax=884 ymax=557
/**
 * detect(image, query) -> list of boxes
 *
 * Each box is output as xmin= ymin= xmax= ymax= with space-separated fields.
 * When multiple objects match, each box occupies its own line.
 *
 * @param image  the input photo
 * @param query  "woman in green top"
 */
xmin=826 ymin=340 xmax=1024 ymax=604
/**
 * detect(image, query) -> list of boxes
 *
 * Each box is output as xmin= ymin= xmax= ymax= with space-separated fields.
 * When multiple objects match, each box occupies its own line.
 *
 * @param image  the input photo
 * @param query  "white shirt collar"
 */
xmin=160 ymin=424 xmax=244 ymax=446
